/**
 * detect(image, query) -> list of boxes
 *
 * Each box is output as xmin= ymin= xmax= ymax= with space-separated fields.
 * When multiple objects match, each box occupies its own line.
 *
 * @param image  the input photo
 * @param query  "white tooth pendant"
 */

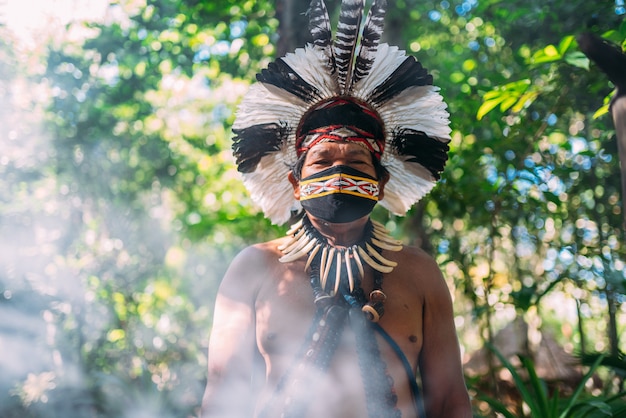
xmin=278 ymin=216 xmax=403 ymax=300
xmin=344 ymin=250 xmax=355 ymax=292
xmin=365 ymin=242 xmax=397 ymax=267
xmin=357 ymin=246 xmax=394 ymax=273
xmin=332 ymin=250 xmax=342 ymax=296
xmin=304 ymin=243 xmax=322 ymax=272
xmin=351 ymin=245 xmax=365 ymax=278
xmin=322 ymin=247 xmax=335 ymax=292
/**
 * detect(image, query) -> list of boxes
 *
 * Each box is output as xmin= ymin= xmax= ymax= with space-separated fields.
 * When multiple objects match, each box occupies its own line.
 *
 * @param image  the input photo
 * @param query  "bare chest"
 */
xmin=253 ymin=264 xmax=424 ymax=417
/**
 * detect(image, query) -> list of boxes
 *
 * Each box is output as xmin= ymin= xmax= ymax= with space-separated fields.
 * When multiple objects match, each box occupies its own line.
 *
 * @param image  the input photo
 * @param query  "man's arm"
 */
xmin=418 ymin=256 xmax=472 ymax=418
xmin=201 ymin=246 xmax=265 ymax=418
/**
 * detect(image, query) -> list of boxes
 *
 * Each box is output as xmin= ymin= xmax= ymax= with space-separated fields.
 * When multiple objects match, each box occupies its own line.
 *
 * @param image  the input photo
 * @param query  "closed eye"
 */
xmin=311 ymin=160 xmax=331 ymax=166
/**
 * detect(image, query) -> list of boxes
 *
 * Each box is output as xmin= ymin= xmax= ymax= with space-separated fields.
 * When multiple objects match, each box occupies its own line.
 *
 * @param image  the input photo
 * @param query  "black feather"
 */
xmin=368 ymin=56 xmax=433 ymax=106
xmin=232 ymin=123 xmax=289 ymax=173
xmin=257 ymin=58 xmax=322 ymax=103
xmin=392 ymin=129 xmax=449 ymax=179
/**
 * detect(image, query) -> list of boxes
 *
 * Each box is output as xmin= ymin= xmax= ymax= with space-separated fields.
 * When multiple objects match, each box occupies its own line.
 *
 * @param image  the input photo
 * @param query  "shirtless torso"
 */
xmin=202 ymin=234 xmax=471 ymax=418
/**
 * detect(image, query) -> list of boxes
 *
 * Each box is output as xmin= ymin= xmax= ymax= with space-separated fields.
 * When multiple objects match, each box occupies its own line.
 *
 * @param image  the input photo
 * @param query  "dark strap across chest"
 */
xmin=258 ymin=282 xmax=428 ymax=418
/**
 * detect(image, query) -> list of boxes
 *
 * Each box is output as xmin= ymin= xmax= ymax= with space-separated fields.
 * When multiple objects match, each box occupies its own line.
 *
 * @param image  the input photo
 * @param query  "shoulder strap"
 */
xmin=373 ymin=323 xmax=427 ymax=418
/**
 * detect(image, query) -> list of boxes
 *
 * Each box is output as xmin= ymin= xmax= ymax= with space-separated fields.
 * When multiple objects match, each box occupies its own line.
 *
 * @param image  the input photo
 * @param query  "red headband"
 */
xmin=295 ymin=98 xmax=385 ymax=159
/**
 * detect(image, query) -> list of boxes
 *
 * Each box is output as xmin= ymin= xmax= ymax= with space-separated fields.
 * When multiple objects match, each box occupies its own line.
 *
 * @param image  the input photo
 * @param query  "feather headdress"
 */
xmin=232 ymin=0 xmax=451 ymax=225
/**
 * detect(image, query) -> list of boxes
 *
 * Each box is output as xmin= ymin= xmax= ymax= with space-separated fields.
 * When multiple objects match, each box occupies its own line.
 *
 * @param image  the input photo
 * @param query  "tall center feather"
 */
xmin=309 ymin=0 xmax=335 ymax=73
xmin=309 ymin=0 xmax=332 ymax=49
xmin=333 ymin=0 xmax=364 ymax=94
xmin=352 ymin=0 xmax=387 ymax=87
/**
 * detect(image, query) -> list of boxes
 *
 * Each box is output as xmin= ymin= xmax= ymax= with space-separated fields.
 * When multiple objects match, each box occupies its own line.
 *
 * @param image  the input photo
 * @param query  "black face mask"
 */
xmin=298 ymin=165 xmax=380 ymax=223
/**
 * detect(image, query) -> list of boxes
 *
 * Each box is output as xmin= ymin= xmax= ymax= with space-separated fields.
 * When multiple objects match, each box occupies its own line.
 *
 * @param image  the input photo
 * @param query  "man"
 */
xmin=202 ymin=0 xmax=472 ymax=417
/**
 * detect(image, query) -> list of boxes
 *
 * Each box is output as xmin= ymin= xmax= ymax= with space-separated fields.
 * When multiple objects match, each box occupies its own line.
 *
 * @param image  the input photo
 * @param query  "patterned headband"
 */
xmin=296 ymin=97 xmax=385 ymax=159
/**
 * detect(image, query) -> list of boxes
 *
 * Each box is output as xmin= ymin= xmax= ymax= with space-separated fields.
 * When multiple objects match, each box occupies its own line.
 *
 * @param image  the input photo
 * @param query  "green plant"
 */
xmin=478 ymin=344 xmax=626 ymax=417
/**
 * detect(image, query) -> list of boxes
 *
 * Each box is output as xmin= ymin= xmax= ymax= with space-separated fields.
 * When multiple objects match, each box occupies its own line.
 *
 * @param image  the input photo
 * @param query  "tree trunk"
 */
xmin=276 ymin=0 xmax=312 ymax=55
xmin=612 ymin=95 xmax=626 ymax=230
xmin=578 ymin=32 xmax=626 ymax=361
xmin=575 ymin=298 xmax=587 ymax=355
xmin=578 ymin=32 xmax=626 ymax=229
xmin=606 ymin=287 xmax=620 ymax=358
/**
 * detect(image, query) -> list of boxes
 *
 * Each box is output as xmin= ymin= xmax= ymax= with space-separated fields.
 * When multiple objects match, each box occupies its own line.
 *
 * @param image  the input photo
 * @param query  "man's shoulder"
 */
xmin=389 ymin=245 xmax=445 ymax=290
xmin=237 ymin=237 xmax=286 ymax=257
xmin=220 ymin=238 xmax=289 ymax=292
xmin=394 ymin=244 xmax=438 ymax=267
xmin=229 ymin=237 xmax=290 ymax=269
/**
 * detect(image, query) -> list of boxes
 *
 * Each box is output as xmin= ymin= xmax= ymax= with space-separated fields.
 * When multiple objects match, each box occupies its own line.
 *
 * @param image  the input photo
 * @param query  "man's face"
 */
xmin=288 ymin=141 xmax=388 ymax=203
xmin=300 ymin=142 xmax=377 ymax=180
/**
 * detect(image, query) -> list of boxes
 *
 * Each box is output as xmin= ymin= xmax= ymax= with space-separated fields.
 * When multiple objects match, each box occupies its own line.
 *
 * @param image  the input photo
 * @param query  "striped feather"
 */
xmin=309 ymin=0 xmax=332 ymax=49
xmin=352 ymin=0 xmax=387 ymax=87
xmin=377 ymin=84 xmax=451 ymax=142
xmin=307 ymin=0 xmax=336 ymax=74
xmin=334 ymin=0 xmax=364 ymax=94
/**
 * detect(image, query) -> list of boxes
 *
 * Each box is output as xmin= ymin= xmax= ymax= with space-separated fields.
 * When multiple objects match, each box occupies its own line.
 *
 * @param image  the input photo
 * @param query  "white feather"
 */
xmin=379 ymin=157 xmax=436 ymax=215
xmin=281 ymin=47 xmax=338 ymax=99
xmin=241 ymin=153 xmax=301 ymax=225
xmin=379 ymin=85 xmax=451 ymax=141
xmin=233 ymin=83 xmax=307 ymax=130
xmin=351 ymin=44 xmax=407 ymax=100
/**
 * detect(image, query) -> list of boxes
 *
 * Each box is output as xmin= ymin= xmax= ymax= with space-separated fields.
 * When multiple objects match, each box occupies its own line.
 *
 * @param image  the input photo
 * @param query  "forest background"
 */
xmin=1 ymin=0 xmax=625 ymax=417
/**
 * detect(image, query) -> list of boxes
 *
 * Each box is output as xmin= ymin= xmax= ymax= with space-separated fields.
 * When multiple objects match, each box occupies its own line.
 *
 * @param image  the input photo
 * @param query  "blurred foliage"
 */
xmin=479 ymin=346 xmax=626 ymax=418
xmin=1 ymin=0 xmax=626 ymax=417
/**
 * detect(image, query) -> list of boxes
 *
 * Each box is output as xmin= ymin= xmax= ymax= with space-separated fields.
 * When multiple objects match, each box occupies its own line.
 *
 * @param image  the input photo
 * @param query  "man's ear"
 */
xmin=288 ymin=171 xmax=301 ymax=200
xmin=378 ymin=171 xmax=390 ymax=201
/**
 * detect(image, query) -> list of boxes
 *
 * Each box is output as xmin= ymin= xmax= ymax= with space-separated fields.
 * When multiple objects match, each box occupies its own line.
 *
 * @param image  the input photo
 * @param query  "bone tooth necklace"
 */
xmin=279 ymin=215 xmax=402 ymax=298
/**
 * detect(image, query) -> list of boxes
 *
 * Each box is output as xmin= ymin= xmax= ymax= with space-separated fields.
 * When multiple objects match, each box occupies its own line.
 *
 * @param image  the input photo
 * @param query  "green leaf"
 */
xmin=512 ymin=91 xmax=539 ymax=112
xmin=475 ymin=395 xmax=518 ymax=418
xmin=521 ymin=355 xmax=550 ymax=416
xmin=477 ymin=97 xmax=506 ymax=120
xmin=581 ymin=401 xmax=613 ymax=416
xmin=486 ymin=344 xmax=542 ymax=414
xmin=564 ymin=51 xmax=590 ymax=70
xmin=592 ymin=104 xmax=610 ymax=119
xmin=544 ymin=44 xmax=560 ymax=57
xmin=484 ymin=89 xmax=505 ymax=100
xmin=549 ymin=388 xmax=561 ymax=417
xmin=507 ymin=79 xmax=532 ymax=91
xmin=559 ymin=354 xmax=605 ymax=418
xmin=499 ymin=96 xmax=518 ymax=112
xmin=530 ymin=44 xmax=562 ymax=65
xmin=477 ymin=79 xmax=532 ymax=119
xmin=558 ymin=35 xmax=575 ymax=55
